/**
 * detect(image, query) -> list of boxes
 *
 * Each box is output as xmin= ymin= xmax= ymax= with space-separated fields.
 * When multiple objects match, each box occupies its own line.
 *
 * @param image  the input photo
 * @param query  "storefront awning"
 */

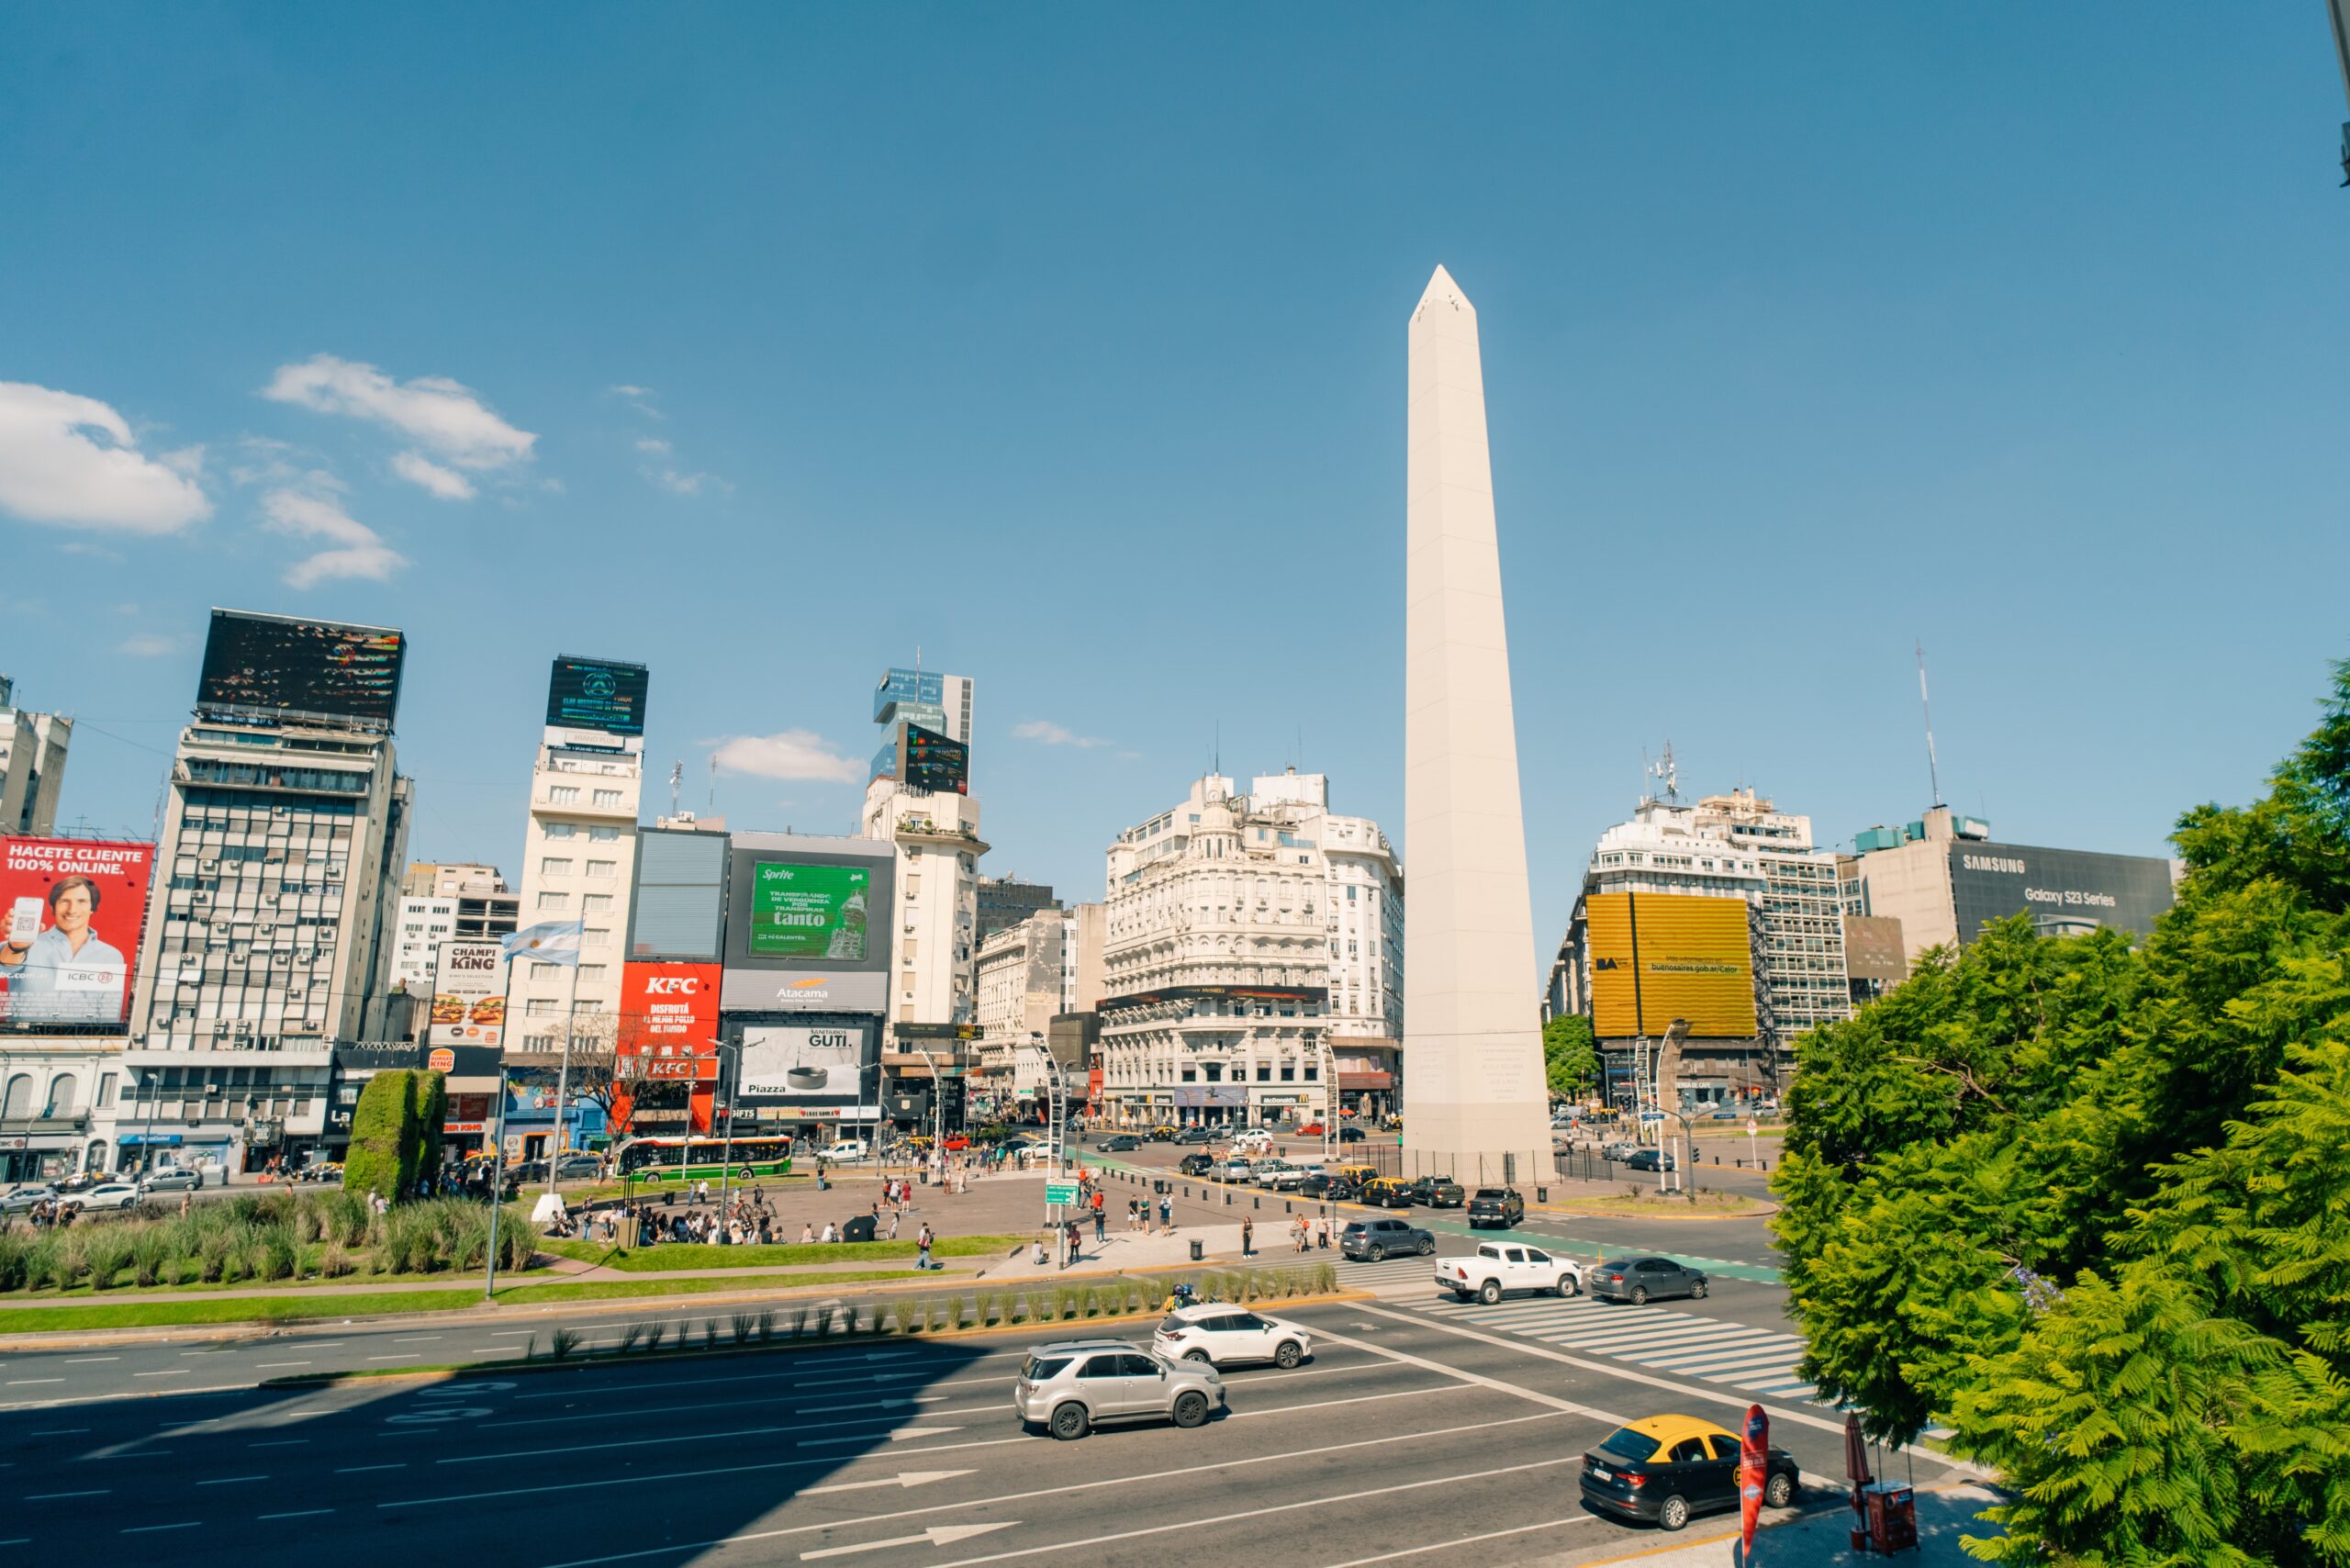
xmin=1337 ymin=1070 xmax=1394 ymax=1090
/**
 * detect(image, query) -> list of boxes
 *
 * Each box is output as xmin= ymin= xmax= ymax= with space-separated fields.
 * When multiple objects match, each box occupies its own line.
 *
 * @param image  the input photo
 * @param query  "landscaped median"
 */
xmin=263 ymin=1261 xmax=1352 ymax=1384
xmin=534 ymin=1232 xmax=1030 ymax=1271
xmin=1535 ymin=1189 xmax=1772 ymax=1219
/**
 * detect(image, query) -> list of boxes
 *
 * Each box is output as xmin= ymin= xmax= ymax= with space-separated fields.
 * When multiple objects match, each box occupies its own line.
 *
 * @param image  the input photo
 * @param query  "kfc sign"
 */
xmin=643 ymin=1057 xmax=719 ymax=1082
xmin=619 ymin=960 xmax=721 ymax=1058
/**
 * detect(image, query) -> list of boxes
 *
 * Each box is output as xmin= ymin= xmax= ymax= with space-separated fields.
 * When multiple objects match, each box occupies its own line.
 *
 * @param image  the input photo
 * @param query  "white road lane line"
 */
xmin=197 ymin=1475 xmax=268 ymax=1485
xmin=1318 ymin=1514 xmax=1604 ymax=1567
xmin=120 ymin=1523 xmax=200 ymax=1534
xmin=394 ymin=1337 xmax=442 ymax=1343
xmin=5 ymin=1381 xmax=62 ymax=1387
xmin=249 ymin=1440 xmax=309 ymax=1448
xmin=336 ymin=1464 xmax=407 ymax=1473
xmin=26 ymin=1490 xmax=108 ymax=1500
xmin=520 ymin=1410 xmax=1578 ymax=1568
xmin=261 ymin=1509 xmax=333 ymax=1519
xmin=28 ymin=1429 xmax=87 ymax=1437
xmin=132 ymin=1372 xmax=189 ymax=1379
xmin=63 ymin=1357 xmax=119 ymax=1364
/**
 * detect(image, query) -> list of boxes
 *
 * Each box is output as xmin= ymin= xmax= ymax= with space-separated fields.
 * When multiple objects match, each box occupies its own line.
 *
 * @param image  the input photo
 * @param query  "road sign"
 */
xmin=1747 ymin=1119 xmax=1759 ymax=1137
xmin=1045 ymin=1182 xmax=1080 ymax=1205
xmin=1639 ymin=1112 xmax=1667 ymax=1125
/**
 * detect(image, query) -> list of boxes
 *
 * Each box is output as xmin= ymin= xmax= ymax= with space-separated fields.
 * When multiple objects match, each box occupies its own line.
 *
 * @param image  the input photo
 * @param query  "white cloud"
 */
xmin=262 ymin=354 xmax=534 ymax=478
xmin=710 ymin=730 xmax=864 ymax=783
xmin=390 ymin=450 xmax=476 ymax=500
xmin=608 ymin=384 xmax=664 ymax=420
xmin=1014 ymin=719 xmax=1109 ymax=748
xmin=635 ymin=437 xmax=672 ymax=455
xmin=643 ymin=465 xmax=728 ymax=497
xmin=119 ymin=633 xmax=186 ymax=657
xmin=0 ymin=381 xmax=212 ymax=532
xmin=261 ymin=483 xmax=408 ymax=588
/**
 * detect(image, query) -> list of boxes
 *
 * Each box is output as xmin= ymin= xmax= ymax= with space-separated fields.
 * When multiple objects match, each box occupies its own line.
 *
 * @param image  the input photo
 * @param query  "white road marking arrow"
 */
xmin=887 ymin=1427 xmax=963 ymax=1440
xmin=802 ymin=1470 xmax=974 ymax=1496
xmin=801 ymin=1522 xmax=1016 ymax=1559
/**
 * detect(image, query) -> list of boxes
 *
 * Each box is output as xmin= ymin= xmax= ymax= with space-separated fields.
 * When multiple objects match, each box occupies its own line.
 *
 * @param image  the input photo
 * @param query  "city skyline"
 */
xmin=6 ymin=6 xmax=2347 ymax=969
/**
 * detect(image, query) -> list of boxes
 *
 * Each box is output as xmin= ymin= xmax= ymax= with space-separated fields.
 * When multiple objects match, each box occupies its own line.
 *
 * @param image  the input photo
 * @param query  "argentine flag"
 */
xmin=501 ymin=919 xmax=585 ymax=967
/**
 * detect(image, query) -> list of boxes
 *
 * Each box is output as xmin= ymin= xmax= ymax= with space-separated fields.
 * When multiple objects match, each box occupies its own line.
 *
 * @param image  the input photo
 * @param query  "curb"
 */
xmin=1531 ymin=1201 xmax=1779 ymax=1224
xmin=255 ymin=1289 xmax=1378 ymax=1388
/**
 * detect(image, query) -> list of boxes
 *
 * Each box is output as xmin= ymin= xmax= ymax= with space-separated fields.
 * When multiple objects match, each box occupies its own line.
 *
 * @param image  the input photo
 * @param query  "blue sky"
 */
xmin=4 ymin=6 xmax=2347 ymax=967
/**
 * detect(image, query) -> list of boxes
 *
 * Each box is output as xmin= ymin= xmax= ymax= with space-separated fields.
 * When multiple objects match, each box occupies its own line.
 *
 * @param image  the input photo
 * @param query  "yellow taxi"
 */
xmin=1578 ymin=1414 xmax=1799 ymax=1531
xmin=1360 ymin=1176 xmax=1416 ymax=1210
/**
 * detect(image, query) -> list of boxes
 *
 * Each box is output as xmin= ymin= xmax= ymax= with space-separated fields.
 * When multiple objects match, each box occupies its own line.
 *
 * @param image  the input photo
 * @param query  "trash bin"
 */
xmin=1536 ymin=1187 xmax=1548 ymax=1204
xmin=1189 ymin=1238 xmax=1203 ymax=1262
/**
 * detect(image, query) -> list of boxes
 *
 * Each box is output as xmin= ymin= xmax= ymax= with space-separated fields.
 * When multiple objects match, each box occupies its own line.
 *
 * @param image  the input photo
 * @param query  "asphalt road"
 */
xmin=0 ymin=1300 xmax=1966 ymax=1566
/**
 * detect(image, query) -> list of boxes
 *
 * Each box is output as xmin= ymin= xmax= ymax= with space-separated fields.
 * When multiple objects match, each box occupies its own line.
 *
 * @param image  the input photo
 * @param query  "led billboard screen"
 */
xmin=738 ymin=1020 xmax=878 ymax=1107
xmin=196 ymin=610 xmax=405 ymax=730
xmin=427 ymin=938 xmax=505 ymax=1047
xmin=901 ymin=723 xmax=968 ymax=796
xmin=1585 ymin=891 xmax=1758 ymax=1039
xmin=1946 ymin=843 xmax=2175 ymax=945
xmin=618 ymin=960 xmax=722 ymax=1060
xmin=721 ymin=834 xmax=894 ymax=1013
xmin=545 ymin=655 xmax=650 ymax=737
xmin=0 ymin=837 xmax=154 ymax=1026
xmin=627 ymin=828 xmax=727 ymax=960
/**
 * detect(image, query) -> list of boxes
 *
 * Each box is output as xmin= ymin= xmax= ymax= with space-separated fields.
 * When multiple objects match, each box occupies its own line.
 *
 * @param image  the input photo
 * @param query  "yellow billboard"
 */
xmin=1586 ymin=891 xmax=1758 ymax=1038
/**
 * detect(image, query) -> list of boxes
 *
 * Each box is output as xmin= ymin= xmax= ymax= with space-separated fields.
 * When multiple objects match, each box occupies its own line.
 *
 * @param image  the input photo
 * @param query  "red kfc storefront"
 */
xmin=614 ymin=960 xmax=722 ymax=1136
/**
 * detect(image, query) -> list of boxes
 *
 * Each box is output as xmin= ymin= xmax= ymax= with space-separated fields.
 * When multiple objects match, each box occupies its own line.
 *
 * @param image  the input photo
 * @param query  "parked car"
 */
xmin=1295 ymin=1172 xmax=1351 ymax=1202
xmin=824 ymin=1139 xmax=871 ymax=1162
xmin=0 ymin=1184 xmax=58 ymax=1214
xmin=1600 ymin=1141 xmax=1639 ymax=1161
xmin=551 ymin=1153 xmax=602 ymax=1180
xmin=1360 ymin=1177 xmax=1416 ymax=1210
xmin=1153 ymin=1305 xmax=1315 ymax=1369
xmin=299 ymin=1161 xmax=344 ymax=1183
xmin=1013 ymin=1339 xmax=1225 ymax=1440
xmin=1339 ymin=1216 xmax=1434 ymax=1261
xmin=1177 ymin=1153 xmax=1215 ymax=1177
xmin=1175 ymin=1126 xmax=1216 ymax=1145
xmin=139 ymin=1167 xmax=205 ymax=1193
xmin=1404 ymin=1176 xmax=1465 ymax=1208
xmin=1580 ymin=1414 xmax=1799 ymax=1531
xmin=1466 ymin=1187 xmax=1525 ymax=1228
xmin=1624 ymin=1148 xmax=1677 ymax=1173
xmin=62 ymin=1182 xmax=143 ymax=1213
xmin=57 ymin=1170 xmax=106 ymax=1193
xmin=1259 ymin=1164 xmax=1315 ymax=1193
xmin=1099 ymin=1135 xmax=1144 ymax=1153
xmin=1248 ymin=1159 xmax=1298 ymax=1188
xmin=1208 ymin=1156 xmax=1255 ymax=1182
xmin=1438 ymin=1240 xmax=1583 ymax=1303
xmin=1589 ymin=1256 xmax=1709 ymax=1305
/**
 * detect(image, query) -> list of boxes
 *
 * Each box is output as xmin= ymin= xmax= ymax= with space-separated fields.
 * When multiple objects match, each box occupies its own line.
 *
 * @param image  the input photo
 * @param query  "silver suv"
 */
xmin=1012 ymin=1338 xmax=1225 ymax=1440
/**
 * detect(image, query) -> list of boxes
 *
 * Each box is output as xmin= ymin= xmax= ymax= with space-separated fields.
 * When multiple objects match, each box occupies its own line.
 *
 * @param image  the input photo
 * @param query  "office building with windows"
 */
xmin=862 ymin=666 xmax=987 ymax=1036
xmin=387 ymin=864 xmax=519 ymax=994
xmin=0 ymin=675 xmax=72 ymax=837
xmin=510 ymin=756 xmax=641 ymax=1050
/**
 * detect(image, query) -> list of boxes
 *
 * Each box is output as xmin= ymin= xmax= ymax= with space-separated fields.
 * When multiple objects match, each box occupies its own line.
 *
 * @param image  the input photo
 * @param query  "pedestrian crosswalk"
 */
xmin=1332 ymin=1257 xmax=1435 ymax=1295
xmin=1412 ymin=1290 xmax=1820 ymax=1405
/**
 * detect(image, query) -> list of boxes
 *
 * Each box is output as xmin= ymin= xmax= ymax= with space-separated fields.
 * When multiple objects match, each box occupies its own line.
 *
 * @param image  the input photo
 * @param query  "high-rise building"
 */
xmin=386 ymin=864 xmax=518 ymax=994
xmin=1096 ymin=770 xmax=1400 ymax=1128
xmin=975 ymin=905 xmax=1087 ymax=1103
xmin=976 ymin=876 xmax=1058 ymax=939
xmin=0 ymin=676 xmax=73 ymax=837
xmin=861 ymin=665 xmax=985 ymax=1033
xmin=118 ymin=610 xmax=413 ymax=1174
xmin=1843 ymin=804 xmax=2176 ymax=969
xmin=510 ymin=657 xmax=650 ymax=1055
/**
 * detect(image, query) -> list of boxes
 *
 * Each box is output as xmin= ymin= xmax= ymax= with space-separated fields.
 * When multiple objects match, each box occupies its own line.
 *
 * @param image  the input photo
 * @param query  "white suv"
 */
xmin=1153 ymin=1304 xmax=1314 ymax=1369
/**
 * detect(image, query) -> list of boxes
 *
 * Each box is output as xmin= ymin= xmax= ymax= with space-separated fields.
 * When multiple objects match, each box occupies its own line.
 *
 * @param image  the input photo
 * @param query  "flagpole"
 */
xmin=548 ymin=938 xmax=581 ymax=1206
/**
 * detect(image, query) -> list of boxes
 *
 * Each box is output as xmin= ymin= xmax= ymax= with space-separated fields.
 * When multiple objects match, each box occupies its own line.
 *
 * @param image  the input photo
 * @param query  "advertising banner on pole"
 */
xmin=0 ymin=836 xmax=153 ymax=1026
xmin=427 ymin=938 xmax=505 ymax=1047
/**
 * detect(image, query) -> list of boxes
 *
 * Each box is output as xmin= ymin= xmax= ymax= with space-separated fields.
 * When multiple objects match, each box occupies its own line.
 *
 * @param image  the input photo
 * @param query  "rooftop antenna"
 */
xmin=1917 ymin=639 xmax=1944 ymax=807
xmin=667 ymin=759 xmax=684 ymax=818
xmin=1646 ymin=741 xmax=1680 ymax=805
xmin=1214 ymin=719 xmax=1221 ymax=778
xmin=707 ymin=754 xmax=718 ymax=812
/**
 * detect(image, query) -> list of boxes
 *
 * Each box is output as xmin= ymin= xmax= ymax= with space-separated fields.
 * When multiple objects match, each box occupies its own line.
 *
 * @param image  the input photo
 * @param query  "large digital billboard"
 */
xmin=546 ymin=655 xmax=650 ymax=737
xmin=901 ymin=723 xmax=969 ymax=796
xmin=196 ymin=609 xmax=405 ymax=731
xmin=737 ymin=1020 xmax=878 ymax=1109
xmin=1947 ymin=842 xmax=2175 ymax=945
xmin=427 ymin=938 xmax=505 ymax=1047
xmin=722 ymin=834 xmax=893 ymax=1014
xmin=617 ymin=960 xmax=722 ymax=1060
xmin=627 ymin=827 xmax=727 ymax=960
xmin=0 ymin=837 xmax=154 ymax=1026
xmin=1585 ymin=891 xmax=1758 ymax=1040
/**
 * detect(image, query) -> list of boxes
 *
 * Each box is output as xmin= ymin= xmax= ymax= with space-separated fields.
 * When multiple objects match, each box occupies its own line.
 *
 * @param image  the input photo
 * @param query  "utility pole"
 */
xmin=1916 ymin=640 xmax=1942 ymax=808
xmin=2330 ymin=0 xmax=2350 ymax=183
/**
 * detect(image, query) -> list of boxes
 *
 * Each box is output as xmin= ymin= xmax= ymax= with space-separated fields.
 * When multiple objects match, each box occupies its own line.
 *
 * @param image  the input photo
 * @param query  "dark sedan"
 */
xmin=1580 ymin=1415 xmax=1798 ymax=1531
xmin=1177 ymin=1153 xmax=1215 ymax=1177
xmin=1589 ymin=1256 xmax=1709 ymax=1305
xmin=1624 ymin=1148 xmax=1678 ymax=1173
xmin=1405 ymin=1176 xmax=1465 ymax=1208
xmin=1098 ymin=1135 xmax=1144 ymax=1152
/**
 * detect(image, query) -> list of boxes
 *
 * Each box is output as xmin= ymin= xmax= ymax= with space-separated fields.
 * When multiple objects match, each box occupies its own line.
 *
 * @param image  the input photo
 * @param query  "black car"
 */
xmin=1337 ymin=1126 xmax=1367 ymax=1143
xmin=1580 ymin=1417 xmax=1799 ymax=1531
xmin=1339 ymin=1217 xmax=1435 ymax=1261
xmin=1175 ymin=1126 xmax=1216 ymax=1145
xmin=1405 ymin=1176 xmax=1465 ymax=1208
xmin=1177 ymin=1153 xmax=1215 ymax=1177
xmin=1589 ymin=1256 xmax=1709 ymax=1305
xmin=1624 ymin=1148 xmax=1678 ymax=1173
xmin=1099 ymin=1135 xmax=1144 ymax=1153
xmin=1297 ymin=1173 xmax=1359 ymax=1202
xmin=1466 ymin=1187 xmax=1524 ymax=1228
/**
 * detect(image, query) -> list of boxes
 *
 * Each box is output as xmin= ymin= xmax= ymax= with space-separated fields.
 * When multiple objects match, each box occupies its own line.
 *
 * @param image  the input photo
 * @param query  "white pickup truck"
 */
xmin=1436 ymin=1240 xmax=1585 ymax=1304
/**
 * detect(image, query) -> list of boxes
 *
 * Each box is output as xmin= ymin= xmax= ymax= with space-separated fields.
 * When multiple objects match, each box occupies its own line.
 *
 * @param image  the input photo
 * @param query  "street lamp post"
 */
xmin=1024 ymin=1034 xmax=1067 ymax=1240
xmin=712 ymin=1040 xmax=742 ymax=1228
xmin=912 ymin=1045 xmax=946 ymax=1182
xmin=483 ymin=1063 xmax=510 ymax=1301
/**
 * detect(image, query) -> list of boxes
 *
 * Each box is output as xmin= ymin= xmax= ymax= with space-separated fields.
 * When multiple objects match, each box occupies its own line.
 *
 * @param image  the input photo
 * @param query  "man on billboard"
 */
xmin=0 ymin=876 xmax=129 ymax=1023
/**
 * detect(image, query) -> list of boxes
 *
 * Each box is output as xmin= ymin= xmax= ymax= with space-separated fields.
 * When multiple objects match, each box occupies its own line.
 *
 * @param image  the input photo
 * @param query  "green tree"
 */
xmin=1542 ymin=1014 xmax=1598 ymax=1102
xmin=1773 ymin=660 xmax=2350 ymax=1564
xmin=409 ymin=1070 xmax=446 ymax=1184
xmin=342 ymin=1069 xmax=423 ymax=1202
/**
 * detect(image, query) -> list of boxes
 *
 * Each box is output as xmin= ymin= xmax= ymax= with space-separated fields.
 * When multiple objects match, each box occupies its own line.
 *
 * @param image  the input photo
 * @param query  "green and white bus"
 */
xmin=616 ymin=1135 xmax=795 ymax=1183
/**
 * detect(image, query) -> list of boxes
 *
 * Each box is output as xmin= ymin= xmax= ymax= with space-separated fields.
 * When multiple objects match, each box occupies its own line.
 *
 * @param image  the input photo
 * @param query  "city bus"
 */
xmin=614 ymin=1135 xmax=795 ymax=1183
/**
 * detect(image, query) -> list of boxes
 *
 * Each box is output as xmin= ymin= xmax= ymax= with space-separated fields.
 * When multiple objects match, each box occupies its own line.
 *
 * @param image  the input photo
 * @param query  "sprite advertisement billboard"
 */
xmin=746 ymin=862 xmax=871 ymax=961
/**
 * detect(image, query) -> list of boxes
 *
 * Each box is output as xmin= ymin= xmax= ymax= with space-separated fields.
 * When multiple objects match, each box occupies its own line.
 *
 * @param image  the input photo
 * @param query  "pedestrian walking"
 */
xmin=1242 ymin=1215 xmax=1254 ymax=1257
xmin=1160 ymin=1193 xmax=1173 ymax=1231
xmin=1093 ymin=1204 xmax=1106 ymax=1243
xmin=917 ymin=1222 xmax=935 ymax=1271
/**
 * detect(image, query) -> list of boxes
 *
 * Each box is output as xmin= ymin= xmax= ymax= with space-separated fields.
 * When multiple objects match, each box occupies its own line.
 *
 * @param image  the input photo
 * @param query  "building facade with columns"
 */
xmin=1096 ymin=770 xmax=1401 ymax=1128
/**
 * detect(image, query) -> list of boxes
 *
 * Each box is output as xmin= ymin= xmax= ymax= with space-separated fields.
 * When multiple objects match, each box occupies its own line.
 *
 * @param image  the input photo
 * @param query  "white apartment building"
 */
xmin=0 ymin=675 xmax=72 ymax=837
xmin=974 ymin=902 xmax=1103 ymax=1102
xmin=511 ymin=742 xmax=640 ymax=1050
xmin=861 ymin=666 xmax=985 ymax=1030
xmin=120 ymin=705 xmax=411 ymax=1173
xmin=387 ymin=864 xmax=518 ymax=995
xmin=1097 ymin=770 xmax=1402 ymax=1127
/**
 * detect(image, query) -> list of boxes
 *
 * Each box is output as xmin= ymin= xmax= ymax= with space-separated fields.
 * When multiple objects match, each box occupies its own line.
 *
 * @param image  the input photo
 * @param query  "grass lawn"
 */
xmin=537 ymin=1233 xmax=1027 ymax=1271
xmin=1544 ymin=1191 xmax=1768 ymax=1216
xmin=0 ymin=1270 xmax=934 ymax=1332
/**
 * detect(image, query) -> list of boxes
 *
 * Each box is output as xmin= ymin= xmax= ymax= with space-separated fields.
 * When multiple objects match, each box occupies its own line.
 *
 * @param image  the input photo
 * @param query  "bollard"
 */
xmin=1283 ymin=1200 xmax=1292 ymax=1214
xmin=1253 ymin=1196 xmax=1260 ymax=1209
xmin=1225 ymin=1192 xmax=1232 ymax=1205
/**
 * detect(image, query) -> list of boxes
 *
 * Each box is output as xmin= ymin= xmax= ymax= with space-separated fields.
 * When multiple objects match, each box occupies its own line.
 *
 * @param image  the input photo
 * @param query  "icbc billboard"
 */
xmin=617 ymin=960 xmax=721 ymax=1067
xmin=0 ymin=837 xmax=154 ymax=1027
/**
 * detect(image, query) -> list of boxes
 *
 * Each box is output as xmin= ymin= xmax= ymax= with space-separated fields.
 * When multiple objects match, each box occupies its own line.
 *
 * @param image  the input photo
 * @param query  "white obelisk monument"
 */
xmin=1402 ymin=264 xmax=1552 ymax=1186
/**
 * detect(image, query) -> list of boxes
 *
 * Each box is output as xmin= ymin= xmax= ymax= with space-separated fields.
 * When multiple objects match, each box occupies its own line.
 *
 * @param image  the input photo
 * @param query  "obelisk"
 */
xmin=1403 ymin=264 xmax=1552 ymax=1186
